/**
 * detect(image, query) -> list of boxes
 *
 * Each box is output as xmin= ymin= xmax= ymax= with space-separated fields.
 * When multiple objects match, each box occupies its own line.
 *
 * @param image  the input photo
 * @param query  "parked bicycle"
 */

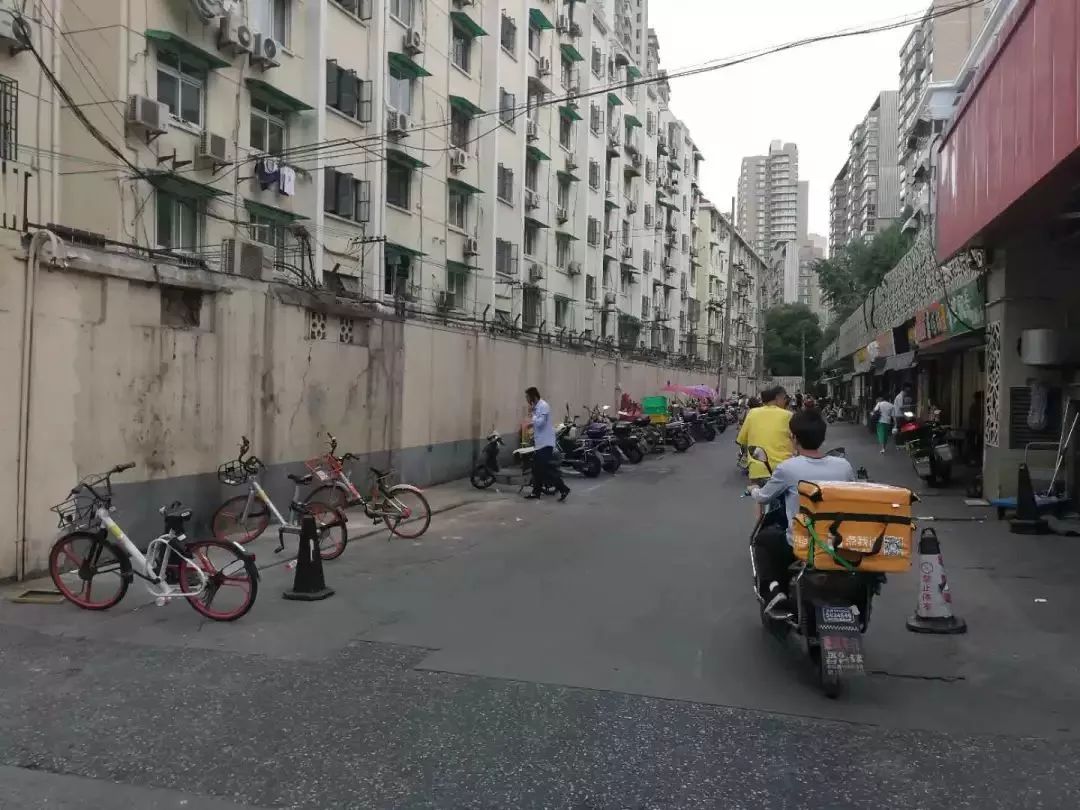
xmin=48 ymin=463 xmax=259 ymax=621
xmin=210 ymin=437 xmax=349 ymax=560
xmin=302 ymin=433 xmax=432 ymax=539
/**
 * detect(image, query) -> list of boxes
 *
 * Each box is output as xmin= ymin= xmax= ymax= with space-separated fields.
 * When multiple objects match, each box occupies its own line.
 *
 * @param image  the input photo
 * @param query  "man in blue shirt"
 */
xmin=525 ymin=386 xmax=570 ymax=501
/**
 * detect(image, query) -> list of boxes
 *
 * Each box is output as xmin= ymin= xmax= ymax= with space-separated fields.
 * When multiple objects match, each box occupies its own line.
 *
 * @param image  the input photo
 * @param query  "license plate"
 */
xmin=935 ymin=444 xmax=953 ymax=462
xmin=817 ymin=605 xmax=864 ymax=676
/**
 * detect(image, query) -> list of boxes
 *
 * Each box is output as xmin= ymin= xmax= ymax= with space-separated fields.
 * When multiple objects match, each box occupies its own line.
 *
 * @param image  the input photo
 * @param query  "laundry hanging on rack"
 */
xmin=279 ymin=165 xmax=296 ymax=196
xmin=255 ymin=157 xmax=280 ymax=190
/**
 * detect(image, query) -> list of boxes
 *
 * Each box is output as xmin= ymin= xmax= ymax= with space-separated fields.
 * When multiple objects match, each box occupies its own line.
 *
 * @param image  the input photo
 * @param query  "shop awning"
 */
xmin=449 ymin=94 xmax=485 ymax=117
xmin=449 ymin=10 xmax=487 ymax=37
xmin=885 ymin=351 xmax=917 ymax=372
xmin=560 ymin=43 xmax=584 ymax=62
xmin=388 ymin=52 xmax=431 ymax=79
xmin=386 ymin=147 xmax=429 ymax=169
xmin=526 ymin=144 xmax=551 ymax=162
xmin=447 ymin=177 xmax=483 ymax=195
xmin=627 ymin=65 xmax=642 ymax=79
xmin=559 ymin=105 xmax=582 ymax=121
xmin=529 ymin=8 xmax=555 ymax=30
xmin=245 ymin=78 xmax=312 ymax=112
xmin=145 ymin=170 xmax=228 ymax=200
xmin=244 ymin=199 xmax=307 ymax=222
xmin=144 ymin=29 xmax=229 ymax=69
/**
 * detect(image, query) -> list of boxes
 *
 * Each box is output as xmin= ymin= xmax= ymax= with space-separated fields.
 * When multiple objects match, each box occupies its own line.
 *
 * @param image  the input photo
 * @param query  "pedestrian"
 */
xmin=871 ymin=394 xmax=895 ymax=454
xmin=524 ymin=386 xmax=570 ymax=502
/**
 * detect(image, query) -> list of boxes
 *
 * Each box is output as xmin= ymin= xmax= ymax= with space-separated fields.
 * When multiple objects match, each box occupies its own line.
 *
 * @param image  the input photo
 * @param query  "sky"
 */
xmin=648 ymin=0 xmax=916 ymax=239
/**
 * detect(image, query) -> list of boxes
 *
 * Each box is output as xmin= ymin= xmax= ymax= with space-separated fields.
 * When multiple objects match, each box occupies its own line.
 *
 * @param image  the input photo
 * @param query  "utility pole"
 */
xmin=801 ymin=324 xmax=807 ymax=391
xmin=719 ymin=196 xmax=736 ymax=398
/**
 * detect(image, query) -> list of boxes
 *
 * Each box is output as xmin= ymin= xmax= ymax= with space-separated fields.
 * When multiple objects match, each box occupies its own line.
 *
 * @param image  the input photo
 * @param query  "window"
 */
xmin=326 ymin=60 xmax=373 ymax=121
xmin=333 ymin=0 xmax=373 ymax=20
xmin=586 ymin=275 xmax=597 ymax=300
xmin=388 ymin=62 xmax=413 ymax=114
xmin=557 ymin=179 xmax=570 ymax=210
xmin=559 ymin=113 xmax=572 ymax=149
xmin=591 ymin=45 xmax=602 ymax=77
xmin=155 ymin=193 xmax=201 ymax=251
xmin=589 ymin=103 xmax=602 ymax=135
xmin=389 ymin=0 xmax=412 ymax=25
xmin=524 ymin=221 xmax=540 ymax=256
xmin=249 ymin=96 xmax=287 ymax=155
xmin=452 ymin=24 xmax=473 ymax=73
xmin=387 ymin=161 xmax=411 ymax=209
xmin=646 ymin=110 xmax=655 ymax=135
xmin=323 ymin=169 xmax=371 ymax=222
xmin=496 ymin=238 xmax=518 ymax=277
xmin=587 ymin=216 xmax=600 ymax=245
xmin=248 ymin=212 xmax=290 ymax=250
xmin=447 ymin=269 xmax=467 ymax=309
xmin=499 ymin=87 xmax=516 ymax=127
xmin=448 ymin=187 xmax=468 ymax=229
xmin=252 ymin=0 xmax=290 ymax=47
xmin=450 ymin=107 xmax=470 ymax=148
xmin=554 ymin=296 xmax=569 ymax=328
xmin=556 ymin=233 xmax=571 ymax=268
xmin=644 ymin=204 xmax=653 ymax=227
xmin=522 ymin=286 xmax=540 ymax=330
xmin=528 ymin=21 xmax=541 ymax=55
xmin=497 ymin=163 xmax=514 ymax=203
xmin=525 ymin=157 xmax=539 ymax=192
xmin=588 ymin=159 xmax=600 ymax=189
xmin=0 ymin=75 xmax=16 ymax=161
xmin=561 ymin=56 xmax=572 ymax=87
xmin=156 ymin=50 xmax=204 ymax=126
xmin=500 ymin=13 xmax=516 ymax=55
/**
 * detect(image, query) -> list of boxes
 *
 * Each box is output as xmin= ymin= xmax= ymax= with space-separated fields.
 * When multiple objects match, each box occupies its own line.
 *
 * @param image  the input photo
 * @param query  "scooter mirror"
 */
xmin=826 ymin=447 xmax=846 ymax=458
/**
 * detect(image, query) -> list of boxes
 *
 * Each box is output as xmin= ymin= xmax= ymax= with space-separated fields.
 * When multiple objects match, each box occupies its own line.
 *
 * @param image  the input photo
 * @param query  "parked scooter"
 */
xmin=471 ymin=429 xmax=558 ymax=493
xmin=556 ymin=408 xmax=604 ymax=478
xmin=705 ymin=405 xmax=729 ymax=434
xmin=664 ymin=410 xmax=693 ymax=453
xmin=602 ymin=406 xmax=647 ymax=464
xmin=583 ymin=407 xmax=622 ymax=473
xmin=680 ymin=405 xmax=716 ymax=442
xmin=905 ymin=418 xmax=953 ymax=486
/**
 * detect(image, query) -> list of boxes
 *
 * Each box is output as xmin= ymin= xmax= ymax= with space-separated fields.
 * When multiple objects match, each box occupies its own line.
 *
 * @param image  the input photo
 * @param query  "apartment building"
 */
xmin=798 ymin=234 xmax=827 ymax=320
xmin=828 ymin=161 xmax=850 ymax=256
xmin=897 ymin=0 xmax=988 ymax=211
xmin=736 ymin=140 xmax=807 ymax=257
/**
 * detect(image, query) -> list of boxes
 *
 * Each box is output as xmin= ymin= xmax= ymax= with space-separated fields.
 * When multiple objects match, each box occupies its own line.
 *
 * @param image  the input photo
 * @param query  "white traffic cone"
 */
xmin=906 ymin=528 xmax=967 ymax=634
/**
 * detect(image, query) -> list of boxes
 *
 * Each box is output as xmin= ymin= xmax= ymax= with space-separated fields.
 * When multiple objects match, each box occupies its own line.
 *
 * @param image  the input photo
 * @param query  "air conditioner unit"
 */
xmin=556 ymin=206 xmax=568 ymax=223
xmin=404 ymin=28 xmax=423 ymax=55
xmin=450 ymin=149 xmax=468 ymax=172
xmin=525 ymin=189 xmax=540 ymax=210
xmin=436 ymin=290 xmax=454 ymax=311
xmin=387 ymin=109 xmax=408 ymax=137
xmin=604 ymin=292 xmax=617 ymax=306
xmin=569 ymin=21 xmax=582 ymax=37
xmin=195 ymin=130 xmax=229 ymax=168
xmin=556 ymin=15 xmax=569 ymax=33
xmin=464 ymin=236 xmax=479 ymax=256
xmin=565 ymin=152 xmax=578 ymax=171
xmin=529 ymin=263 xmax=544 ymax=282
xmin=250 ymin=34 xmax=281 ymax=68
xmin=538 ymin=56 xmax=551 ymax=76
xmin=222 ymin=238 xmax=271 ymax=281
xmin=622 ymin=245 xmax=633 ymax=259
xmin=126 ymin=94 xmax=167 ymax=136
xmin=631 ymin=152 xmax=642 ymax=168
xmin=627 ymin=200 xmax=637 ymax=214
xmin=218 ymin=13 xmax=253 ymax=55
xmin=526 ymin=119 xmax=539 ymax=141
xmin=567 ymin=260 xmax=582 ymax=275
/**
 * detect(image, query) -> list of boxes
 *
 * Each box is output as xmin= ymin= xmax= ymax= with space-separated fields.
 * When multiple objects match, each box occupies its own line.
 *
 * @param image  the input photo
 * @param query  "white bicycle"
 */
xmin=48 ymin=463 xmax=260 ymax=621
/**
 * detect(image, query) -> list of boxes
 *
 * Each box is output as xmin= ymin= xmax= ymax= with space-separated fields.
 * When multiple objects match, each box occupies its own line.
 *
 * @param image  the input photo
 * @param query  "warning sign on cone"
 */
xmin=907 ymin=528 xmax=967 ymax=634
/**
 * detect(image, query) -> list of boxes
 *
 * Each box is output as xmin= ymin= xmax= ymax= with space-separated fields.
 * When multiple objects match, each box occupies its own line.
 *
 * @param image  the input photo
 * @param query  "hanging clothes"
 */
xmin=256 ymin=157 xmax=280 ymax=190
xmin=278 ymin=165 xmax=296 ymax=196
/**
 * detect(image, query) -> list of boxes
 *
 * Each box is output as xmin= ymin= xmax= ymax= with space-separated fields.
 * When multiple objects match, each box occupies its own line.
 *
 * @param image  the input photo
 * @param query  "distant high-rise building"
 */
xmin=829 ymin=162 xmax=851 ymax=256
xmin=799 ymin=235 xmax=828 ymax=322
xmin=737 ymin=141 xmax=807 ymax=257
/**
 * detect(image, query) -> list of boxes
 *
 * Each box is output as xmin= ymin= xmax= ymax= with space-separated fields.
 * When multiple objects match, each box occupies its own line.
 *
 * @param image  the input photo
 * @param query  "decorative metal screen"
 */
xmin=984 ymin=320 xmax=1001 ymax=448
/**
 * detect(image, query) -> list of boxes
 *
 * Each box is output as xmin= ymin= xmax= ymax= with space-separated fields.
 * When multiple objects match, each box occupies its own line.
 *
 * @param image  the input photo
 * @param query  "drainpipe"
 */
xmin=50 ymin=0 xmax=61 ymax=224
xmin=15 ymin=229 xmax=65 ymax=579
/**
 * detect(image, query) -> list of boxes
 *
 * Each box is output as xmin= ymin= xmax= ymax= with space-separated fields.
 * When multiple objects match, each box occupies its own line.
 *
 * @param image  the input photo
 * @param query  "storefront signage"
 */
xmin=854 ymin=347 xmax=871 ymax=374
xmin=914 ymin=279 xmax=985 ymax=347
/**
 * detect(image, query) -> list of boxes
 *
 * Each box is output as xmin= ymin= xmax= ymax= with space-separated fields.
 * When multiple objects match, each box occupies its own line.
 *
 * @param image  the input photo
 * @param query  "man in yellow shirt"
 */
xmin=736 ymin=386 xmax=793 ymax=483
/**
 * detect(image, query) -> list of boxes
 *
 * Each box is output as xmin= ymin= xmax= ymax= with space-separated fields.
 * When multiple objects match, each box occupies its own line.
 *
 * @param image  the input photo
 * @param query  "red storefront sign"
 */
xmin=914 ymin=302 xmax=950 ymax=346
xmin=937 ymin=0 xmax=1080 ymax=262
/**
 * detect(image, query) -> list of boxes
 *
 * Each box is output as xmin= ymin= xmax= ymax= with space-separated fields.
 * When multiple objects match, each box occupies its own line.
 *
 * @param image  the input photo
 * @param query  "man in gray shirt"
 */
xmin=750 ymin=409 xmax=855 ymax=618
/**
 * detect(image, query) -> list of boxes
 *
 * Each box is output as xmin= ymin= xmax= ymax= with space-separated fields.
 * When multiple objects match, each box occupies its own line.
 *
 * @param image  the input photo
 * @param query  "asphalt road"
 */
xmin=2 ymin=425 xmax=1079 ymax=808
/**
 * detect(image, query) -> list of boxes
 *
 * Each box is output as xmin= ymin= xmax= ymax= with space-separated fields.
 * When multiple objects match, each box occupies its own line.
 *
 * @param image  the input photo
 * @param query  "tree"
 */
xmin=763 ymin=304 xmax=822 ymax=380
xmin=813 ymin=223 xmax=914 ymax=323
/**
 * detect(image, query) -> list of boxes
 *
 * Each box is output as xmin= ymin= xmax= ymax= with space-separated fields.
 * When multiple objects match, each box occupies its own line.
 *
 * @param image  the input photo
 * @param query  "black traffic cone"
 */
xmin=1010 ymin=463 xmax=1049 ymax=535
xmin=283 ymin=513 xmax=334 ymax=601
xmin=906 ymin=528 xmax=966 ymax=634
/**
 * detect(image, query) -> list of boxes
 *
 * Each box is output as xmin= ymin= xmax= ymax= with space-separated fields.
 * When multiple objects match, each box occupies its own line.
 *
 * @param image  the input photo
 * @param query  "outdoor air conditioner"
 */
xmin=250 ymin=33 xmax=281 ymax=68
xmin=195 ymin=130 xmax=229 ymax=169
xmin=404 ymin=29 xmax=423 ymax=55
xmin=450 ymin=149 xmax=468 ymax=171
xmin=556 ymin=14 xmax=569 ymax=33
xmin=525 ymin=189 xmax=540 ymax=210
xmin=387 ymin=109 xmax=408 ymax=137
xmin=222 ymin=238 xmax=271 ymax=281
xmin=526 ymin=119 xmax=539 ymax=141
xmin=218 ymin=13 xmax=253 ymax=55
xmin=126 ymin=94 xmax=167 ymax=135
xmin=0 ymin=3 xmax=28 ymax=47
xmin=538 ymin=56 xmax=551 ymax=76
xmin=604 ymin=292 xmax=617 ymax=306
xmin=529 ymin=263 xmax=544 ymax=282
xmin=556 ymin=206 xmax=568 ymax=223
xmin=436 ymin=290 xmax=454 ymax=311
xmin=565 ymin=152 xmax=578 ymax=170
xmin=622 ymin=245 xmax=633 ymax=260
xmin=464 ymin=236 xmax=479 ymax=256
xmin=1020 ymin=329 xmax=1080 ymax=366
xmin=567 ymin=260 xmax=582 ymax=275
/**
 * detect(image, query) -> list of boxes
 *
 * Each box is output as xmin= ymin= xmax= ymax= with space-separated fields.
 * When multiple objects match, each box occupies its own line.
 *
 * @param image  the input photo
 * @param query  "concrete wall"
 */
xmin=1 ymin=238 xmax=715 ymax=580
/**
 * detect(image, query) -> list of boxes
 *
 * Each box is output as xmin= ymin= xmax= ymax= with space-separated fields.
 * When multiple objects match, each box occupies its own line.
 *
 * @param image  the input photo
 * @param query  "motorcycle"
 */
xmin=894 ymin=406 xmax=919 ymax=446
xmin=681 ymin=406 xmax=716 ymax=442
xmin=603 ymin=406 xmax=647 ymax=464
xmin=705 ymin=405 xmax=729 ymax=434
xmin=583 ymin=409 xmax=622 ymax=474
xmin=556 ymin=408 xmax=604 ymax=478
xmin=664 ymin=411 xmax=693 ymax=453
xmin=905 ymin=419 xmax=953 ymax=486
xmin=470 ymin=429 xmax=558 ymax=493
xmin=745 ymin=447 xmax=896 ymax=698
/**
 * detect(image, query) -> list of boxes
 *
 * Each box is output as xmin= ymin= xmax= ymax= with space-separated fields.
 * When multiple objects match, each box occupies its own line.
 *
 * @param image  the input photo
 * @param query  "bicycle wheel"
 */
xmin=307 ymin=502 xmax=349 ymax=560
xmin=381 ymin=484 xmax=432 ymax=539
xmin=176 ymin=540 xmax=259 ymax=621
xmin=307 ymin=484 xmax=349 ymax=511
xmin=211 ymin=495 xmax=270 ymax=545
xmin=49 ymin=532 xmax=130 ymax=610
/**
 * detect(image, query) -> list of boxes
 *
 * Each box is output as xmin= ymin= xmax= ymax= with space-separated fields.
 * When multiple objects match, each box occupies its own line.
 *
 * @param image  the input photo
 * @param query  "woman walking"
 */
xmin=871 ymin=394 xmax=895 ymax=454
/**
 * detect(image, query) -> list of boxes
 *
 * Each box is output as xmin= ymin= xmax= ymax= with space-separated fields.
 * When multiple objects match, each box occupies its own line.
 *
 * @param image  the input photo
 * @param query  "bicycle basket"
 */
xmin=50 ymin=493 xmax=98 ymax=529
xmin=217 ymin=459 xmax=250 ymax=486
xmin=304 ymin=454 xmax=343 ymax=482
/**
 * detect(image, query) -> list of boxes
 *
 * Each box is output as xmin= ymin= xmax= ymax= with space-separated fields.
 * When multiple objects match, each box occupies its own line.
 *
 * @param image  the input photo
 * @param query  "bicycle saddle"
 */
xmin=287 ymin=472 xmax=314 ymax=485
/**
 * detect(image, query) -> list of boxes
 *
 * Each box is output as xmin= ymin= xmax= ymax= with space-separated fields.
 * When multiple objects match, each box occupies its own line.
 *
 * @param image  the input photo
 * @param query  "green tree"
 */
xmin=813 ymin=223 xmax=914 ymax=322
xmin=763 ymin=304 xmax=822 ymax=380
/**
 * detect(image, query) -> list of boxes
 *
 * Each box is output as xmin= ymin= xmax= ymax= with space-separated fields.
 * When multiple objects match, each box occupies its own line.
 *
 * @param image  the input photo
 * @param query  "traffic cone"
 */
xmin=283 ymin=513 xmax=335 ymax=601
xmin=906 ymin=528 xmax=967 ymax=634
xmin=1010 ymin=463 xmax=1049 ymax=534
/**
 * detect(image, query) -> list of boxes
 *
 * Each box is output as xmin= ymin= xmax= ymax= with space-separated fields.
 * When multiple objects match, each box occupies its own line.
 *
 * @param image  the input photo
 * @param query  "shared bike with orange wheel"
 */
xmin=303 ymin=432 xmax=432 ymax=540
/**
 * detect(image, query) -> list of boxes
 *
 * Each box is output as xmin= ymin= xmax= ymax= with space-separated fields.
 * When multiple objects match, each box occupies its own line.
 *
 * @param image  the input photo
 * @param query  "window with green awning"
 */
xmin=144 ymin=29 xmax=229 ymax=69
xmin=387 ymin=52 xmax=431 ymax=79
xmin=529 ymin=8 xmax=554 ymax=30
xmin=449 ymin=10 xmax=488 ymax=37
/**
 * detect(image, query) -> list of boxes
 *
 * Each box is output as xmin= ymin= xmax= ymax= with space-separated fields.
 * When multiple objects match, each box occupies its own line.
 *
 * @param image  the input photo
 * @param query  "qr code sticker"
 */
xmin=882 ymin=535 xmax=903 ymax=557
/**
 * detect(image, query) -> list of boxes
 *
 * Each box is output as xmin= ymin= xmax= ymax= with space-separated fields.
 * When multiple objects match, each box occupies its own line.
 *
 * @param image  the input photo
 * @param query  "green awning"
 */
xmin=447 ymin=260 xmax=474 ymax=273
xmin=624 ymin=114 xmax=642 ymax=129
xmin=556 ymin=169 xmax=580 ymax=183
xmin=244 ymin=199 xmax=308 ymax=222
xmin=526 ymin=144 xmax=551 ymax=162
xmin=560 ymin=43 xmax=584 ymax=62
xmin=559 ymin=105 xmax=582 ymax=121
xmin=607 ymin=93 xmax=623 ymax=106
xmin=388 ymin=52 xmax=432 ymax=79
xmin=525 ymin=214 xmax=548 ymax=229
xmin=386 ymin=242 xmax=426 ymax=258
xmin=529 ymin=8 xmax=555 ymax=30
xmin=604 ymin=198 xmax=619 ymax=209
xmin=449 ymin=94 xmax=485 ymax=117
xmin=449 ymin=10 xmax=488 ymax=37
xmin=556 ymin=231 xmax=579 ymax=241
xmin=146 ymin=170 xmax=228 ymax=200
xmin=627 ymin=65 xmax=642 ymax=79
xmin=144 ymin=29 xmax=230 ymax=69
xmin=245 ymin=78 xmax=312 ymax=112
xmin=386 ymin=147 xmax=429 ymax=169
xmin=447 ymin=177 xmax=483 ymax=195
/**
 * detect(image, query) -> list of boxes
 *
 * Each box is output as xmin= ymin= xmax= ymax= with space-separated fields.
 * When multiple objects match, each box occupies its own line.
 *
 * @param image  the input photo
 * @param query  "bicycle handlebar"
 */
xmin=238 ymin=435 xmax=251 ymax=460
xmin=327 ymin=432 xmax=338 ymax=453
